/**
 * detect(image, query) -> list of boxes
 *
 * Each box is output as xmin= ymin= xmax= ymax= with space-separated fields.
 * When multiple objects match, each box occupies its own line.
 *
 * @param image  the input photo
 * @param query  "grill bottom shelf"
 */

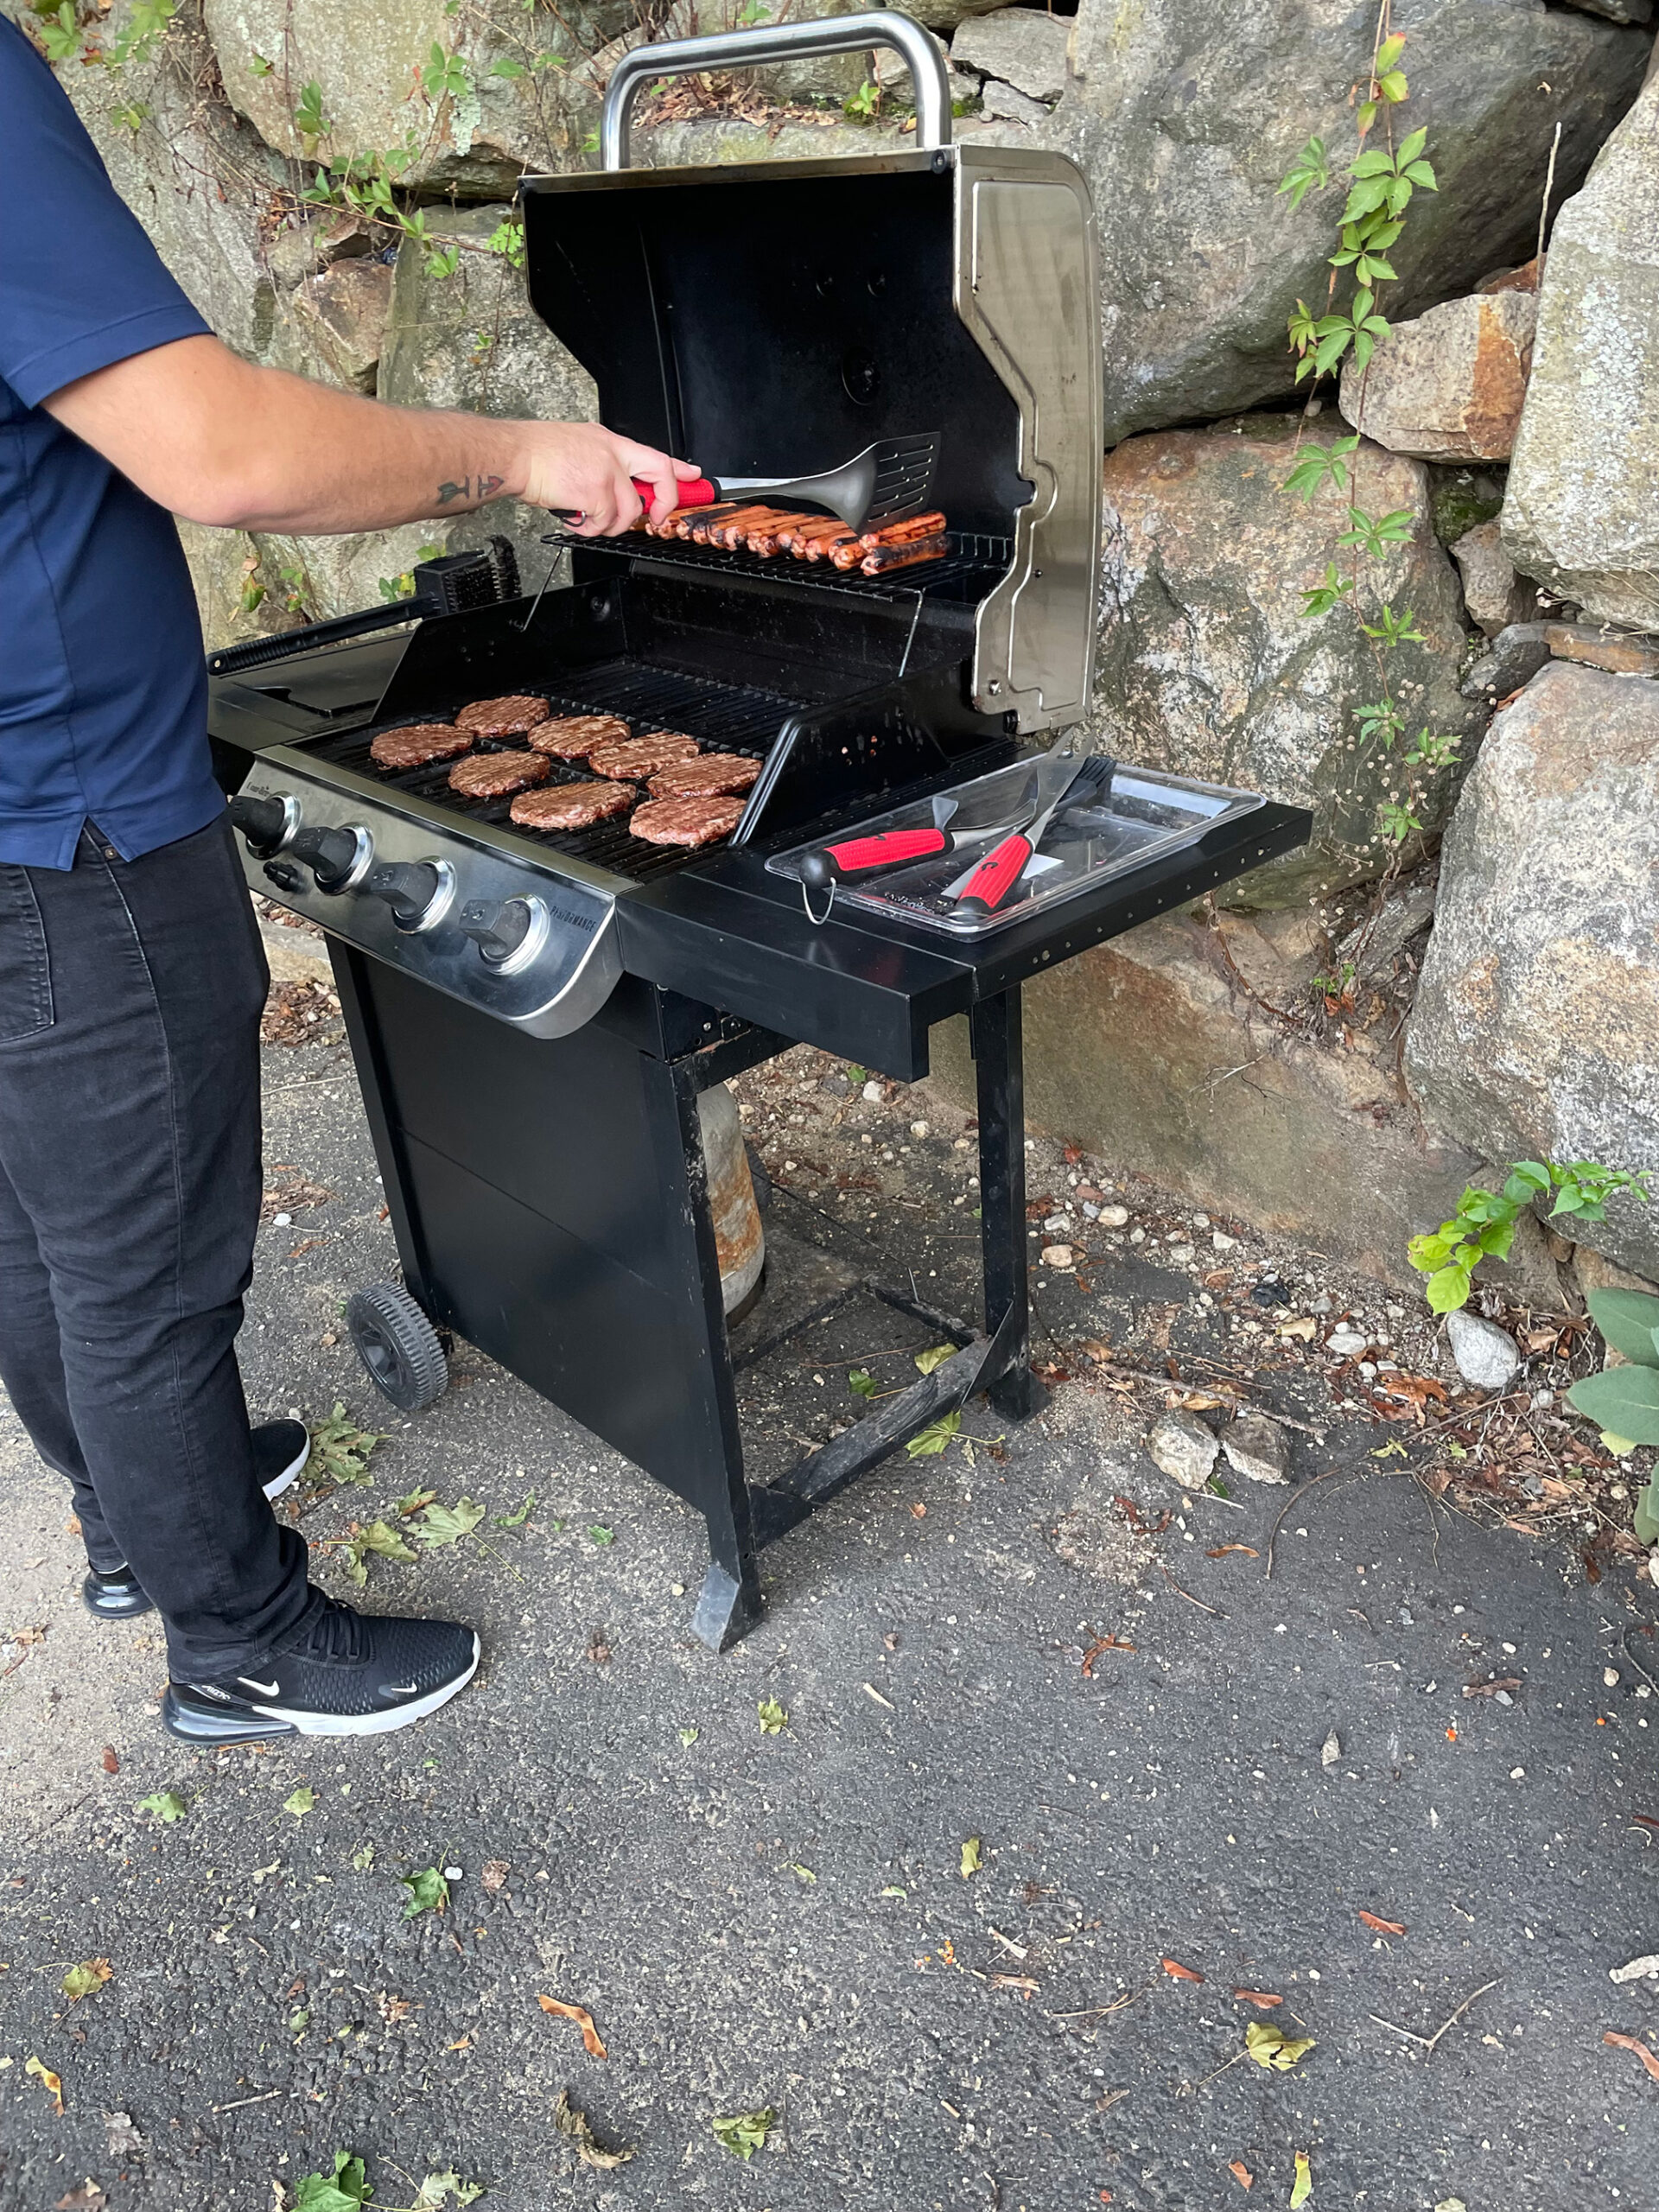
xmin=298 ymin=653 xmax=810 ymax=884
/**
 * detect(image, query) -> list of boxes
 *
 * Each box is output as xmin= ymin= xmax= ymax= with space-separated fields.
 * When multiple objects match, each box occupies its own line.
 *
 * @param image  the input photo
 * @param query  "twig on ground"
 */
xmin=1370 ymin=1980 xmax=1497 ymax=2059
xmin=1045 ymin=1984 xmax=1153 ymax=2022
xmin=1160 ymin=1561 xmax=1225 ymax=1618
xmin=1265 ymin=1467 xmax=1364 ymax=1580
xmin=212 ymin=2088 xmax=283 ymax=2113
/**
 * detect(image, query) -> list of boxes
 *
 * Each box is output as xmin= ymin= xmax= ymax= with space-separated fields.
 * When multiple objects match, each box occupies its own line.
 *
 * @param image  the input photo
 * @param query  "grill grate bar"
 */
xmin=297 ymin=653 xmax=810 ymax=884
xmin=555 ymin=530 xmax=1010 ymax=605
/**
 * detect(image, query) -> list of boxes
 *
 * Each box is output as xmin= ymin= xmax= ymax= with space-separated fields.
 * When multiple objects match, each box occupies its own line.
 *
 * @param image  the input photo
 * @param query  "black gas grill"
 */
xmin=209 ymin=9 xmax=1310 ymax=1648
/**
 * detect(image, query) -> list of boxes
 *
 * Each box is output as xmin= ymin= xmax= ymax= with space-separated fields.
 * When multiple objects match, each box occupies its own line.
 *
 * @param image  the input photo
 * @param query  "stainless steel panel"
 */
xmin=236 ymin=757 xmax=621 ymax=1039
xmin=955 ymin=156 xmax=1103 ymax=734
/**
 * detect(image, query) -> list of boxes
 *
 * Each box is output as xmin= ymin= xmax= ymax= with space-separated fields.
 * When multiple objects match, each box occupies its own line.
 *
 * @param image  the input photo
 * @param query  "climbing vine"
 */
xmin=1276 ymin=7 xmax=1463 ymax=865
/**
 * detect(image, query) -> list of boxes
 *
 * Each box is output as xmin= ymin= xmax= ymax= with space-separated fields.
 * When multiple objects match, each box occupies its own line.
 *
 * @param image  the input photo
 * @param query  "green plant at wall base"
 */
xmin=1408 ymin=1161 xmax=1652 ymax=1316
xmin=1565 ymin=1291 xmax=1659 ymax=1545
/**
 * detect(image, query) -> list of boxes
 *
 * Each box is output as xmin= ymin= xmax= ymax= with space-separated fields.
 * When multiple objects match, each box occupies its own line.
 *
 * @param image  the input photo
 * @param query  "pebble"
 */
xmin=1605 ymin=1667 xmax=1621 ymax=1688
xmin=1221 ymin=1412 xmax=1292 ymax=1485
xmin=1128 ymin=1225 xmax=1146 ymax=1244
xmin=273 ymin=1211 xmax=292 ymax=1228
xmin=1250 ymin=1279 xmax=1287 ymax=1308
xmin=1167 ymin=1243 xmax=1196 ymax=1264
xmin=909 ymin=1120 xmax=929 ymax=1138
xmin=821 ymin=1072 xmax=851 ymax=1097
xmin=1097 ymin=1203 xmax=1129 ymax=1228
xmin=1211 ymin=1230 xmax=1238 ymax=1252
xmin=861 ymin=1080 xmax=884 ymax=1103
xmin=1327 ymin=1325 xmax=1370 ymax=1358
xmin=1081 ymin=1202 xmax=1100 ymax=1219
xmin=1045 ymin=1213 xmax=1073 ymax=1233
xmin=1040 ymin=1244 xmax=1076 ymax=1270
xmin=1308 ymin=1293 xmax=1333 ymax=1314
xmin=1446 ymin=1307 xmax=1522 ymax=1391
xmin=1610 ymin=1955 xmax=1659 ymax=1985
xmin=1147 ymin=1408 xmax=1219 ymax=1491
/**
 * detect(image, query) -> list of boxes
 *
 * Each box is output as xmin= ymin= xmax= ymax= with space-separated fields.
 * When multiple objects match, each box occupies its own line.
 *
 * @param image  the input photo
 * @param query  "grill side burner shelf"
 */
xmin=211 ymin=10 xmax=1313 ymax=1650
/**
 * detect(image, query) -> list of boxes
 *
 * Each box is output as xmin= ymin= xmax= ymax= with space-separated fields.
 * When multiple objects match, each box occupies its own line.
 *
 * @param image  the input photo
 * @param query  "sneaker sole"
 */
xmin=163 ymin=1632 xmax=480 ymax=1743
xmin=261 ymin=1433 xmax=310 ymax=1503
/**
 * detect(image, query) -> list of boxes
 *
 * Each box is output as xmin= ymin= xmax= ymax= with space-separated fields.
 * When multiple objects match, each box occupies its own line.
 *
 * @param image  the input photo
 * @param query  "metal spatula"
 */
xmin=613 ymin=433 xmax=941 ymax=531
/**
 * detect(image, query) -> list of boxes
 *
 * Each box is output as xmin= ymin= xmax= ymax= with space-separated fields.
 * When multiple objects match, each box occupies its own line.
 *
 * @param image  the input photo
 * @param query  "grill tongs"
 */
xmin=799 ymin=740 xmax=1117 ymax=918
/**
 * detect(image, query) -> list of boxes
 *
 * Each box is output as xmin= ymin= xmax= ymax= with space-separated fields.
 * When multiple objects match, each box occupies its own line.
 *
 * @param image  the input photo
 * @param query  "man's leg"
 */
xmin=0 ymin=820 xmax=309 ymax=1678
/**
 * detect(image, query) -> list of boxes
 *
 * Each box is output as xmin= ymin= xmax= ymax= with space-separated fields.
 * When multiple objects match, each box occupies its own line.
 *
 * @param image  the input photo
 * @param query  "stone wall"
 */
xmin=11 ymin=0 xmax=1659 ymax=1294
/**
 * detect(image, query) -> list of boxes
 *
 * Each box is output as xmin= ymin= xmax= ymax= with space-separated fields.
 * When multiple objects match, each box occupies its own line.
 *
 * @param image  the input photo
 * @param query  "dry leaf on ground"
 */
xmin=60 ymin=1960 xmax=111 ymax=2002
xmin=99 ymin=1747 xmax=118 ymax=1775
xmin=553 ymin=2088 xmax=633 ymax=2170
xmin=1161 ymin=1958 xmax=1203 ymax=1983
xmin=1290 ymin=2151 xmax=1313 ymax=2208
xmin=54 ymin=2185 xmax=107 ymax=2209
xmin=1228 ymin=2161 xmax=1253 ymax=2190
xmin=1358 ymin=1910 xmax=1406 ymax=1935
xmin=1603 ymin=2030 xmax=1659 ymax=2084
xmin=1232 ymin=1989 xmax=1282 ymax=2008
xmin=480 ymin=1859 xmax=509 ymax=1895
xmin=538 ymin=1996 xmax=607 ymax=2058
xmin=1244 ymin=2021 xmax=1315 ymax=2070
xmin=26 ymin=2056 xmax=64 ymax=2114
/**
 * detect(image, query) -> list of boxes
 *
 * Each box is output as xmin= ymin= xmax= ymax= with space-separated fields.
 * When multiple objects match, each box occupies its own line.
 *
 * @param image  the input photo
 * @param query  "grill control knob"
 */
xmin=458 ymin=898 xmax=533 ymax=964
xmin=365 ymin=861 xmax=444 ymax=926
xmin=291 ymin=823 xmax=367 ymax=891
xmin=231 ymin=791 xmax=290 ymax=855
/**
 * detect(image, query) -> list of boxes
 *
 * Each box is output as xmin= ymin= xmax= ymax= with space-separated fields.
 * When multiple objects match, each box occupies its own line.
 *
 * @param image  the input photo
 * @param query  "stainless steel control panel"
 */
xmin=232 ymin=757 xmax=621 ymax=1039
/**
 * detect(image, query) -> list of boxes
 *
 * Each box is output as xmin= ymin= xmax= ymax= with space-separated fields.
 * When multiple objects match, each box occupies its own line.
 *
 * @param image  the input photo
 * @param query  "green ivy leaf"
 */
xmin=284 ymin=1786 xmax=317 ymax=1821
xmin=960 ymin=1834 xmax=982 ymax=1878
xmin=294 ymin=2152 xmax=372 ymax=2212
xmin=412 ymin=1497 xmax=486 ymax=1548
xmin=712 ymin=2107 xmax=775 ymax=2159
xmin=758 ymin=1696 xmax=788 ymax=1734
xmin=138 ymin=1790 xmax=188 ymax=1822
xmin=400 ymin=1866 xmax=450 ymax=1919
xmin=914 ymin=1344 xmax=957 ymax=1376
xmin=906 ymin=1409 xmax=961 ymax=1458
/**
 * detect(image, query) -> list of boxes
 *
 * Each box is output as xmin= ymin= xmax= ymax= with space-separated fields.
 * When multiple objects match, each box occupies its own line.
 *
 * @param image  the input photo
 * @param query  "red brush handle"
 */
xmin=955 ymin=832 xmax=1033 ymax=913
xmin=639 ymin=476 xmax=717 ymax=509
xmin=824 ymin=828 xmax=948 ymax=875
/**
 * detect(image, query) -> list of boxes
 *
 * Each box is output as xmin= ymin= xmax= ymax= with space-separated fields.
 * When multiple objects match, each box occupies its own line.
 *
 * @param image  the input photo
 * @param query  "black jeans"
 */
xmin=0 ymin=817 xmax=309 ymax=1676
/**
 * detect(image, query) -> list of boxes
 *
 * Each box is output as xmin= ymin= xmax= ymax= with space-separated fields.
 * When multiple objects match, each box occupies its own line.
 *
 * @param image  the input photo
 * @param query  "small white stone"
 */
xmin=1147 ymin=1409 xmax=1218 ymax=1491
xmin=273 ymin=1212 xmax=292 ymax=1228
xmin=1128 ymin=1226 xmax=1146 ymax=1244
xmin=1510 ymin=1768 xmax=1525 ymax=1781
xmin=1098 ymin=1204 xmax=1130 ymax=1228
xmin=1167 ymin=1243 xmax=1196 ymax=1264
xmin=909 ymin=1120 xmax=930 ymax=1138
xmin=1446 ymin=1307 xmax=1522 ymax=1392
xmin=1320 ymin=1729 xmax=1340 ymax=1769
xmin=1327 ymin=1325 xmax=1369 ymax=1358
xmin=1605 ymin=1667 xmax=1621 ymax=1688
xmin=1040 ymin=1244 xmax=1075 ymax=1270
xmin=443 ymin=1865 xmax=463 ymax=1879
xmin=1192 ymin=1213 xmax=1211 ymax=1229
xmin=1211 ymin=1230 xmax=1238 ymax=1252
xmin=861 ymin=1080 xmax=883 ymax=1103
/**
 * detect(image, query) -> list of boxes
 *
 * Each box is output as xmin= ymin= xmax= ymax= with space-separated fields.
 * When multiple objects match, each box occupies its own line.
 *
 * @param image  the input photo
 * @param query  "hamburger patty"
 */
xmin=588 ymin=731 xmax=701 ymax=781
xmin=448 ymin=749 xmax=550 ymax=800
xmin=454 ymin=693 xmax=550 ymax=738
xmin=526 ymin=714 xmax=632 ymax=759
xmin=509 ymin=779 xmax=635 ymax=830
xmin=629 ymin=793 xmax=745 ymax=848
xmin=646 ymin=753 xmax=761 ymax=799
xmin=369 ymin=721 xmax=473 ymax=770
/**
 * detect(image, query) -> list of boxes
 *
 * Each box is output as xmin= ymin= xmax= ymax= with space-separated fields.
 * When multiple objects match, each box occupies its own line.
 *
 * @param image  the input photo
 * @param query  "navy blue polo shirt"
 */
xmin=1 ymin=16 xmax=222 ymax=869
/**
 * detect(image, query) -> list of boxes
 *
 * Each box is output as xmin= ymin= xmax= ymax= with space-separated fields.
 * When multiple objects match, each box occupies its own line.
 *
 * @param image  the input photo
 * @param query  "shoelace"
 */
xmin=278 ymin=1594 xmax=372 ymax=1667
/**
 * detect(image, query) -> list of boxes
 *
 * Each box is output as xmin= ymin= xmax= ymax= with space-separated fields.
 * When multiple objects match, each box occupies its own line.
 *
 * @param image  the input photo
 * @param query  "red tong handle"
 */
xmin=799 ymin=828 xmax=947 ymax=891
xmin=954 ymin=832 xmax=1033 ymax=914
xmin=639 ymin=475 xmax=717 ymax=511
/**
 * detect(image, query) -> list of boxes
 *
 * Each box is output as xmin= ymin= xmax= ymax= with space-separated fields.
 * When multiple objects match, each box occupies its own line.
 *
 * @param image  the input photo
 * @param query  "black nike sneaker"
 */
xmin=81 ymin=1419 xmax=313 ymax=1622
xmin=162 ymin=1588 xmax=480 ymax=1742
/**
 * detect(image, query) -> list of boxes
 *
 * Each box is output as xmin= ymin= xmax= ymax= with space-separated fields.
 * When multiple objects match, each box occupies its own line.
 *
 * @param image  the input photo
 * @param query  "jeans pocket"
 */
xmin=0 ymin=869 xmax=54 ymax=1044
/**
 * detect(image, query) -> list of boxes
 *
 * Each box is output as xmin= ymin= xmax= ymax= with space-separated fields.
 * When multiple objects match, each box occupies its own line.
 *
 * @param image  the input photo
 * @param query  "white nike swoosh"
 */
xmin=238 ymin=1676 xmax=281 ymax=1696
xmin=383 ymin=1682 xmax=418 ymax=1696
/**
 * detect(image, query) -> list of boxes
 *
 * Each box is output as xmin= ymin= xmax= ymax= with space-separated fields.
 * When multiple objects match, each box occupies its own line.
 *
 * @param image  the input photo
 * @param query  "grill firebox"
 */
xmin=209 ymin=10 xmax=1312 ymax=1649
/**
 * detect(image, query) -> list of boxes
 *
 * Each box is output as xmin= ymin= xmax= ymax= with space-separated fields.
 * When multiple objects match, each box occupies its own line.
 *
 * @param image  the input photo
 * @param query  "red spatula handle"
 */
xmin=800 ymin=829 xmax=948 ymax=889
xmin=954 ymin=832 xmax=1033 ymax=914
xmin=643 ymin=476 xmax=717 ymax=509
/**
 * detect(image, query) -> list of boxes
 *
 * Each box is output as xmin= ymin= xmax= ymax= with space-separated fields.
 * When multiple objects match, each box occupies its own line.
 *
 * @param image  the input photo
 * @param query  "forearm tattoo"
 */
xmin=435 ymin=473 xmax=506 ymax=506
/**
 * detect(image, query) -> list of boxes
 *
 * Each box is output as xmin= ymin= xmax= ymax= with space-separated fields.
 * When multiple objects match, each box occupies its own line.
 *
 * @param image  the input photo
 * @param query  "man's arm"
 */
xmin=41 ymin=333 xmax=695 ymax=537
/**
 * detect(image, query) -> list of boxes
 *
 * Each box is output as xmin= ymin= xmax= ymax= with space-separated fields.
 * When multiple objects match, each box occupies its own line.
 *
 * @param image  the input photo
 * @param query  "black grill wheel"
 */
xmin=346 ymin=1282 xmax=448 ymax=1412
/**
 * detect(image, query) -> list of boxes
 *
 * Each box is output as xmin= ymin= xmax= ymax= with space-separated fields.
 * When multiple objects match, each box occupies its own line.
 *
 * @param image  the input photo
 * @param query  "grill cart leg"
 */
xmin=970 ymin=987 xmax=1046 ymax=1422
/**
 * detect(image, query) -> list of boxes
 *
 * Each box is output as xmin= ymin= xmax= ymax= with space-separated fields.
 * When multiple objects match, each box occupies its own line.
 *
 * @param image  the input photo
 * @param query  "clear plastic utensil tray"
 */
xmin=766 ymin=754 xmax=1265 ymax=937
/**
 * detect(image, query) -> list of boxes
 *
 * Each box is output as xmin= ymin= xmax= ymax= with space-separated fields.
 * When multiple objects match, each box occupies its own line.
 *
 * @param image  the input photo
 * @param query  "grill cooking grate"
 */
xmin=297 ymin=652 xmax=807 ymax=884
xmin=553 ymin=529 xmax=1011 ymax=605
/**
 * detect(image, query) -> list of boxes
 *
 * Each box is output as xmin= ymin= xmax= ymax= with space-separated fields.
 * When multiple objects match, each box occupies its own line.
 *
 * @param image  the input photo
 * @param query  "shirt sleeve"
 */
xmin=0 ymin=17 xmax=211 ymax=409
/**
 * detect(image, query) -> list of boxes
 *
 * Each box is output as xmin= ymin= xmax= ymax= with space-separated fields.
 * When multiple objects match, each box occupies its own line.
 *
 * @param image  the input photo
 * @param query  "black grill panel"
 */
xmin=299 ymin=652 xmax=807 ymax=884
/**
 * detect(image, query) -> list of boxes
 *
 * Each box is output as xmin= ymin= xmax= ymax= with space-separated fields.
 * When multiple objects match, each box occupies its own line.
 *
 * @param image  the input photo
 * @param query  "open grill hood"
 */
xmin=519 ymin=143 xmax=1104 ymax=735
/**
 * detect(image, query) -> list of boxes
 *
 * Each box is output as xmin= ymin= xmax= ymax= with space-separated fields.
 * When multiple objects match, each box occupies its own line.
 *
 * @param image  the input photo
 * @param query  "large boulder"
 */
xmin=1338 ymin=289 xmax=1536 ymax=462
xmin=200 ymin=0 xmax=617 ymax=193
xmin=1404 ymin=662 xmax=1659 ymax=1280
xmin=1095 ymin=418 xmax=1483 ymax=907
xmin=1502 ymin=63 xmax=1659 ymax=631
xmin=268 ymin=257 xmax=395 ymax=394
xmin=951 ymin=8 xmax=1070 ymax=101
xmin=1052 ymin=0 xmax=1652 ymax=448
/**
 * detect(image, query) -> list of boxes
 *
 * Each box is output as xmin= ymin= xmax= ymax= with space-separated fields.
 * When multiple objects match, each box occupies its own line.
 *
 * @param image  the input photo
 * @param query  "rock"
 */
xmin=174 ymin=519 xmax=270 ymax=652
xmin=202 ymin=0 xmax=610 ymax=192
xmin=1147 ymin=1410 xmax=1218 ymax=1491
xmin=1543 ymin=620 xmax=1659 ymax=678
xmin=1096 ymin=419 xmax=1482 ymax=906
xmin=950 ymin=9 xmax=1069 ymax=101
xmin=1221 ymin=1414 xmax=1291 ymax=1485
xmin=271 ymin=257 xmax=394 ymax=394
xmin=1562 ymin=0 xmax=1652 ymax=21
xmin=1477 ymin=256 xmax=1545 ymax=297
xmin=1040 ymin=1243 xmax=1076 ymax=1269
xmin=1340 ymin=290 xmax=1536 ymax=464
xmin=1327 ymin=1325 xmax=1370 ymax=1359
xmin=1450 ymin=521 xmax=1533 ymax=636
xmin=267 ymin=213 xmax=375 ymax=292
xmin=923 ymin=906 xmax=1484 ymax=1294
xmin=979 ymin=79 xmax=1052 ymax=124
xmin=1459 ymin=620 xmax=1554 ymax=703
xmin=1427 ymin=464 xmax=1509 ymax=545
xmin=1097 ymin=1204 xmax=1130 ymax=1228
xmin=1058 ymin=0 xmax=1652 ymax=446
xmin=1334 ymin=865 xmax=1440 ymax=980
xmin=1405 ymin=663 xmax=1659 ymax=1281
xmin=1445 ymin=1308 xmax=1522 ymax=1391
xmin=1503 ymin=65 xmax=1659 ymax=629
xmin=1319 ymin=1728 xmax=1341 ymax=1769
xmin=1609 ymin=1955 xmax=1659 ymax=1985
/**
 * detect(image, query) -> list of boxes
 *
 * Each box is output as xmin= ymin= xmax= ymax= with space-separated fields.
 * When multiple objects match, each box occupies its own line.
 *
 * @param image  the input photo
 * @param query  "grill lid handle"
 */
xmin=600 ymin=7 xmax=952 ymax=169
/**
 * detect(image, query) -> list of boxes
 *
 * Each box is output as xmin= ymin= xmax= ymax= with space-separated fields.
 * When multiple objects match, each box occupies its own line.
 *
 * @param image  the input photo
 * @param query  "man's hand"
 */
xmin=41 ymin=334 xmax=696 ymax=538
xmin=516 ymin=422 xmax=702 ymax=537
